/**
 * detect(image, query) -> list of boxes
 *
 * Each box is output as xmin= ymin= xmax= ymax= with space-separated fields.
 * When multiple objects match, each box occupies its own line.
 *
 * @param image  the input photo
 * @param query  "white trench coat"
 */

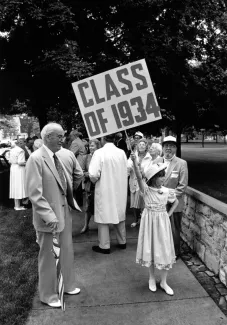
xmin=89 ymin=143 xmax=128 ymax=224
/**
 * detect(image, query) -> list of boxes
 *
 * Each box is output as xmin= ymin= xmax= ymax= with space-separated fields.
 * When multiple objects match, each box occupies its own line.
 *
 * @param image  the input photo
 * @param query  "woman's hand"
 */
xmin=130 ymin=152 xmax=136 ymax=162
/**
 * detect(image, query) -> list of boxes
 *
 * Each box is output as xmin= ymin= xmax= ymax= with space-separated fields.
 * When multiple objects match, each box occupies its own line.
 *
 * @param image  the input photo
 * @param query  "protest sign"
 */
xmin=72 ymin=59 xmax=162 ymax=139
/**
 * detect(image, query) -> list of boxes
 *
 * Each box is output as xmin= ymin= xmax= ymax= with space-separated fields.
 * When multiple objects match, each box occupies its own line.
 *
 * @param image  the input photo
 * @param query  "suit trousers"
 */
xmin=37 ymin=207 xmax=76 ymax=304
xmin=170 ymin=212 xmax=182 ymax=256
xmin=98 ymin=221 xmax=126 ymax=249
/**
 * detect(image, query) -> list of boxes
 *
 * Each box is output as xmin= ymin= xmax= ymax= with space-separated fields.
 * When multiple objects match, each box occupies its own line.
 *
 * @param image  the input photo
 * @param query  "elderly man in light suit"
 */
xmin=25 ymin=123 xmax=83 ymax=308
xmin=161 ymin=136 xmax=188 ymax=259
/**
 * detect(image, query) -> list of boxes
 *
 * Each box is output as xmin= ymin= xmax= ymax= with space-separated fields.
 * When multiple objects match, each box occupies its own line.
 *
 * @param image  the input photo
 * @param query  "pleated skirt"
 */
xmin=136 ymin=208 xmax=176 ymax=270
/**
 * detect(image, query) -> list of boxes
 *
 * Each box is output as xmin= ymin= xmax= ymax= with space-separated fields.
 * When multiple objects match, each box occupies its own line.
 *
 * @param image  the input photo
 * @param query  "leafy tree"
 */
xmin=0 ymin=115 xmax=19 ymax=138
xmin=0 ymin=0 xmax=93 ymax=129
xmin=71 ymin=0 xmax=226 ymax=155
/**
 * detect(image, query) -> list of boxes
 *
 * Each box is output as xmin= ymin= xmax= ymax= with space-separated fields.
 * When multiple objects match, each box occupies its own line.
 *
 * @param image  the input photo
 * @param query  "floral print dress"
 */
xmin=136 ymin=183 xmax=176 ymax=270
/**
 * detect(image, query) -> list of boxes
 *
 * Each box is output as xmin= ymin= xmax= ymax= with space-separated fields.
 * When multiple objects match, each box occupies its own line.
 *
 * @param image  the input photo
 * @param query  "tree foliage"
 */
xmin=0 ymin=0 xmax=93 ymax=129
xmin=1 ymin=0 xmax=227 ymax=153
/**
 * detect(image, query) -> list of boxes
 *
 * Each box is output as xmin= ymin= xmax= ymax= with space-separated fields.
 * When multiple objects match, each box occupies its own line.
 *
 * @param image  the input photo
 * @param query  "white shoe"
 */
xmin=14 ymin=206 xmax=27 ymax=211
xmin=160 ymin=283 xmax=174 ymax=296
xmin=65 ymin=288 xmax=80 ymax=295
xmin=45 ymin=300 xmax=61 ymax=308
xmin=149 ymin=279 xmax=157 ymax=292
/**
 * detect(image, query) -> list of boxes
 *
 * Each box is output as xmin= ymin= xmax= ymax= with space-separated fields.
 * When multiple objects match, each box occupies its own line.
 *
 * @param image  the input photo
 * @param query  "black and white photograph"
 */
xmin=1 ymin=1 xmax=227 ymax=324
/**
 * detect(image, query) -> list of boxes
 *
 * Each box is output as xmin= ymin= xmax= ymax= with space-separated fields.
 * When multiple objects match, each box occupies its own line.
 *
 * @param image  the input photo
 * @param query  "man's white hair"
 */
xmin=40 ymin=122 xmax=63 ymax=140
xmin=150 ymin=143 xmax=162 ymax=156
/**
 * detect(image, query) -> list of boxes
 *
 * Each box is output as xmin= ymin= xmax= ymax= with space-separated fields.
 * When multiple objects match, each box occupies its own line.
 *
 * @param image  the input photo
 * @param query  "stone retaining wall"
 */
xmin=182 ymin=187 xmax=227 ymax=286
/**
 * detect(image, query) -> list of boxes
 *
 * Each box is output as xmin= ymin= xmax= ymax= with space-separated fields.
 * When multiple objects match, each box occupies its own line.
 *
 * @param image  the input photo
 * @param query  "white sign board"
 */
xmin=72 ymin=59 xmax=162 ymax=139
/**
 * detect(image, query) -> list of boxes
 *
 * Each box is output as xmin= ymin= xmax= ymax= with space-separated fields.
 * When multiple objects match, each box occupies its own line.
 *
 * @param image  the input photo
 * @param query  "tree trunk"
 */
xmin=176 ymin=124 xmax=182 ymax=158
xmin=201 ymin=132 xmax=205 ymax=148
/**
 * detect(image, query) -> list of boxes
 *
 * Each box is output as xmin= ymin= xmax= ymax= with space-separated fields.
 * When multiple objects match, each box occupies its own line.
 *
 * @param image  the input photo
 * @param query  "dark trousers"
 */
xmin=75 ymin=182 xmax=83 ymax=207
xmin=170 ymin=212 xmax=182 ymax=256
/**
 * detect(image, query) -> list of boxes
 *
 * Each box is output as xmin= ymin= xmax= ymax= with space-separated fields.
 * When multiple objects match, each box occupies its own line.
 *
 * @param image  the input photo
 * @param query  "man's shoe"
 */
xmin=65 ymin=288 xmax=80 ymax=295
xmin=117 ymin=243 xmax=126 ymax=249
xmin=42 ymin=300 xmax=61 ymax=308
xmin=92 ymin=246 xmax=110 ymax=254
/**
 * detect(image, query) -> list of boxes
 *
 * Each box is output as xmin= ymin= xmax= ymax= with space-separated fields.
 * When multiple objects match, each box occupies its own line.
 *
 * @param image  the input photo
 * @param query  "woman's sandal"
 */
xmin=130 ymin=220 xmax=140 ymax=228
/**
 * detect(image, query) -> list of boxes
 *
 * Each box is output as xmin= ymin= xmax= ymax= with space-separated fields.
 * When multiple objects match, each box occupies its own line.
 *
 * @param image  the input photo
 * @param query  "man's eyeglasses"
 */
xmin=163 ymin=143 xmax=176 ymax=148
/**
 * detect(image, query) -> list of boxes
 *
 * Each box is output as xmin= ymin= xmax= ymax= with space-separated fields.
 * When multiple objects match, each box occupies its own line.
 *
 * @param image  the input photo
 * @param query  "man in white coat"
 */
xmin=89 ymin=133 xmax=128 ymax=254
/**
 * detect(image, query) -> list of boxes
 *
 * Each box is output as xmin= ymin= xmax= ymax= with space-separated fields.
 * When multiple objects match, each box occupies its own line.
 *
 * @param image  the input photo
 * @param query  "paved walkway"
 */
xmin=26 ymin=210 xmax=227 ymax=325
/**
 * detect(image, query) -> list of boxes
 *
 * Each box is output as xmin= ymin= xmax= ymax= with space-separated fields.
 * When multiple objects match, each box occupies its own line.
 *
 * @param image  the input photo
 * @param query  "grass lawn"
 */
xmin=0 ymin=207 xmax=38 ymax=325
xmin=181 ymin=142 xmax=227 ymax=204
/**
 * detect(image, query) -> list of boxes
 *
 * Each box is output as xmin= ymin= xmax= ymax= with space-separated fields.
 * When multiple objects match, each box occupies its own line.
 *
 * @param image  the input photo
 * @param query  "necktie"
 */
xmin=53 ymin=154 xmax=67 ymax=194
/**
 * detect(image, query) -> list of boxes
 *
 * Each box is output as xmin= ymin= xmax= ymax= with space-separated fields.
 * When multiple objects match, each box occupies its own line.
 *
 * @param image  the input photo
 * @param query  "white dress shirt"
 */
xmin=164 ymin=155 xmax=176 ymax=172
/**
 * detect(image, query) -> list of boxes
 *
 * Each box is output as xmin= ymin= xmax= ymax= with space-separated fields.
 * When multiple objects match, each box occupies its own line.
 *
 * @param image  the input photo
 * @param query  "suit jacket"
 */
xmin=69 ymin=137 xmax=86 ymax=167
xmin=57 ymin=148 xmax=83 ymax=195
xmin=161 ymin=156 xmax=188 ymax=212
xmin=25 ymin=146 xmax=83 ymax=233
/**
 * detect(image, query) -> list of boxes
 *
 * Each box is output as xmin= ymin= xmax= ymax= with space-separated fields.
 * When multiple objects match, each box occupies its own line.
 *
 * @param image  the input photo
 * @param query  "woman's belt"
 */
xmin=145 ymin=204 xmax=166 ymax=212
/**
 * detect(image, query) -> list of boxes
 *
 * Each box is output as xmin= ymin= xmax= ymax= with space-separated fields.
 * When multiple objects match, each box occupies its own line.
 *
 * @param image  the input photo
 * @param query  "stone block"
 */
xmin=180 ymin=233 xmax=192 ymax=249
xmin=210 ymin=211 xmax=224 ymax=226
xmin=196 ymin=203 xmax=211 ymax=218
xmin=201 ymin=228 xmax=213 ymax=247
xmin=220 ymin=251 xmax=227 ymax=265
xmin=205 ymin=271 xmax=215 ymax=277
xmin=182 ymin=216 xmax=190 ymax=228
xmin=194 ymin=239 xmax=206 ymax=261
xmin=217 ymin=287 xmax=227 ymax=295
xmin=222 ymin=220 xmax=227 ymax=232
xmin=184 ymin=206 xmax=195 ymax=220
xmin=213 ymin=277 xmax=221 ymax=284
xmin=197 ymin=265 xmax=206 ymax=272
xmin=219 ymin=296 xmax=227 ymax=308
xmin=205 ymin=223 xmax=214 ymax=236
xmin=219 ymin=264 xmax=227 ymax=287
xmin=189 ymin=222 xmax=200 ymax=236
xmin=182 ymin=224 xmax=194 ymax=242
xmin=204 ymin=249 xmax=220 ymax=275
xmin=213 ymin=225 xmax=226 ymax=243
xmin=194 ymin=213 xmax=206 ymax=228
xmin=203 ymin=205 xmax=212 ymax=218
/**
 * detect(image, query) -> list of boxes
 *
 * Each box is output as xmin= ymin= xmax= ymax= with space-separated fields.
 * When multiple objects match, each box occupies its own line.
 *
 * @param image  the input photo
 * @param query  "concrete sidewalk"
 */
xmin=26 ymin=210 xmax=227 ymax=325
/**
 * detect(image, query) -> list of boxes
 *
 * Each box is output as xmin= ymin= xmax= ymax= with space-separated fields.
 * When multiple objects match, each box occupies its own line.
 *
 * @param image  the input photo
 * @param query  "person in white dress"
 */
xmin=9 ymin=140 xmax=27 ymax=210
xmin=89 ymin=134 xmax=128 ymax=254
xmin=130 ymin=152 xmax=179 ymax=296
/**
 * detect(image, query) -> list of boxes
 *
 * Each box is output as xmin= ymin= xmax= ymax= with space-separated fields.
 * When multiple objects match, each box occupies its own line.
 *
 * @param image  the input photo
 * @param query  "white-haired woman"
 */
xmin=149 ymin=143 xmax=163 ymax=164
xmin=33 ymin=138 xmax=43 ymax=151
xmin=9 ymin=140 xmax=27 ymax=210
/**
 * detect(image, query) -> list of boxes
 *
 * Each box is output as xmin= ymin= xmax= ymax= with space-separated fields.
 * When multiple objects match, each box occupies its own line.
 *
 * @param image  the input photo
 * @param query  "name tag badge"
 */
xmin=171 ymin=171 xmax=178 ymax=178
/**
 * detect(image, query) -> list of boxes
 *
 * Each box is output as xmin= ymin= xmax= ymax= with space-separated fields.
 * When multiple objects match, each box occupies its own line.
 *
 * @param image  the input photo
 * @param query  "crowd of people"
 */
xmin=7 ymin=123 xmax=188 ymax=308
